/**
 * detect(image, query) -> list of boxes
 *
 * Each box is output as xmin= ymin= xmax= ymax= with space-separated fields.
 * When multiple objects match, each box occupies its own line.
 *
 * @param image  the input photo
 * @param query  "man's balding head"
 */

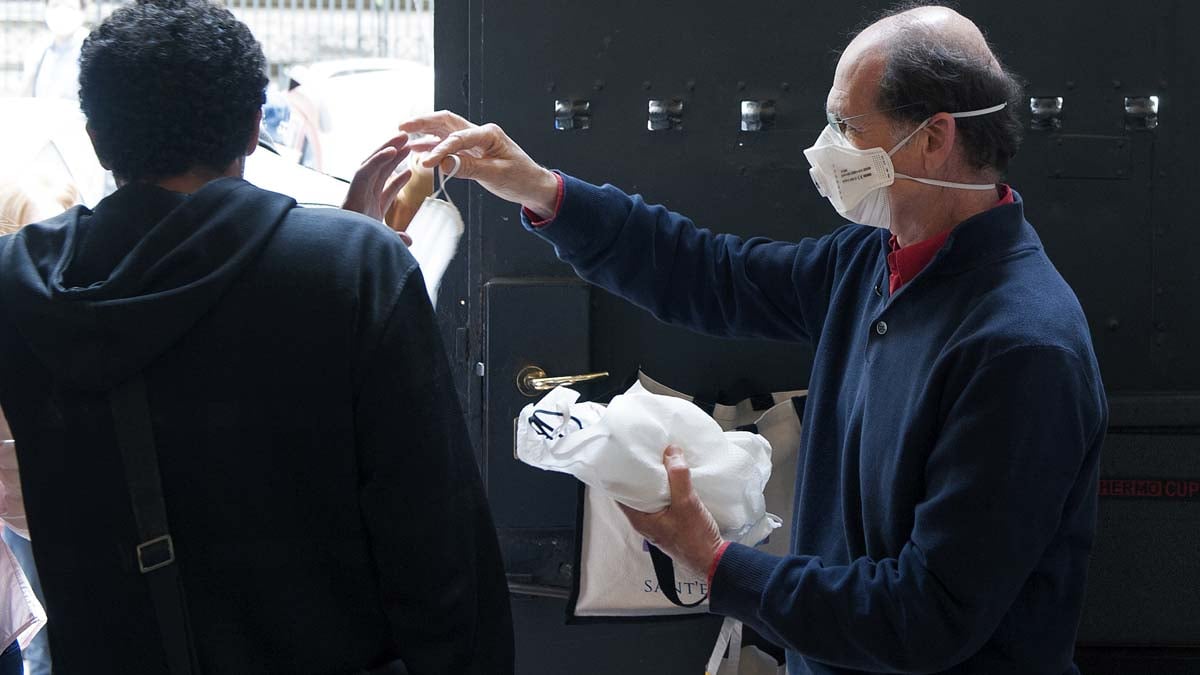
xmin=833 ymin=3 xmax=1024 ymax=175
xmin=854 ymin=6 xmax=1002 ymax=71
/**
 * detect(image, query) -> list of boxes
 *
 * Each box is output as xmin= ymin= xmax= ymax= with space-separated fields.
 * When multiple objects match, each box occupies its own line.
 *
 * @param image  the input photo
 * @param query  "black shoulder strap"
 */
xmin=110 ymin=375 xmax=199 ymax=675
xmin=647 ymin=543 xmax=708 ymax=608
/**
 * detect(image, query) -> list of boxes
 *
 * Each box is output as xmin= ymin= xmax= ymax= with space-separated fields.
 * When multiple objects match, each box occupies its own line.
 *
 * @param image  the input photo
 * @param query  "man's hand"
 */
xmin=344 ymin=133 xmax=414 ymax=243
xmin=619 ymin=446 xmax=726 ymax=576
xmin=399 ymin=111 xmax=560 ymax=220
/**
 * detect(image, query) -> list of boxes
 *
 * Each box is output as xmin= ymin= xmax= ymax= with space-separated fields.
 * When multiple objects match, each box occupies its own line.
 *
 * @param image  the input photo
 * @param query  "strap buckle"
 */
xmin=137 ymin=534 xmax=175 ymax=573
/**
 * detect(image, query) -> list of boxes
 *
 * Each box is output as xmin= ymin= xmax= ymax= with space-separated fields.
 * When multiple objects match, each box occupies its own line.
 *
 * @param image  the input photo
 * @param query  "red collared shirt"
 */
xmin=886 ymin=184 xmax=1014 ymax=294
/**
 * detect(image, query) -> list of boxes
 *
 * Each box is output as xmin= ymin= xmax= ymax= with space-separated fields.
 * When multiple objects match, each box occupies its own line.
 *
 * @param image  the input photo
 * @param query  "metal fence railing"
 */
xmin=1 ymin=0 xmax=434 ymax=98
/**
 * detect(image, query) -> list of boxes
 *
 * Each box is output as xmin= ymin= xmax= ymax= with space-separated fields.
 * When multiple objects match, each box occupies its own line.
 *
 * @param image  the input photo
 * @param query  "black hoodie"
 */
xmin=0 ymin=178 xmax=513 ymax=674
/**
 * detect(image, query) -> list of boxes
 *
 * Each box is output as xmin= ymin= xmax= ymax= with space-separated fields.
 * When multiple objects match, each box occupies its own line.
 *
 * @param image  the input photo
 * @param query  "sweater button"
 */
xmin=875 ymin=321 xmax=888 ymax=335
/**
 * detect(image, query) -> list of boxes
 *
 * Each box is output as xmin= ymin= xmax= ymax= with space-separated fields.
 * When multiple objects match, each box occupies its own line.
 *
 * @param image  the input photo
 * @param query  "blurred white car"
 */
xmin=281 ymin=58 xmax=434 ymax=181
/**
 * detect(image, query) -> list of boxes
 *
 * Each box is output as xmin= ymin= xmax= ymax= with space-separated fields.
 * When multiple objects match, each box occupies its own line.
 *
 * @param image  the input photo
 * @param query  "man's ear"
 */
xmin=85 ymin=123 xmax=112 ymax=171
xmin=244 ymin=109 xmax=263 ymax=157
xmin=920 ymin=112 xmax=957 ymax=172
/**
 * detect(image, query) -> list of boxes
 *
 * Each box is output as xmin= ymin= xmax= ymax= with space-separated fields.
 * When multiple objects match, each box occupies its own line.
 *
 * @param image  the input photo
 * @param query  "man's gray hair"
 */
xmin=863 ymin=2 xmax=1026 ymax=175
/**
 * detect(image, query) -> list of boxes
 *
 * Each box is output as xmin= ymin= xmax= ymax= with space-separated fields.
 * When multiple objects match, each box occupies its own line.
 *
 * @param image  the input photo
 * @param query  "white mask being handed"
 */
xmin=404 ymin=154 xmax=465 ymax=308
xmin=45 ymin=5 xmax=84 ymax=38
xmin=803 ymin=102 xmax=1008 ymax=229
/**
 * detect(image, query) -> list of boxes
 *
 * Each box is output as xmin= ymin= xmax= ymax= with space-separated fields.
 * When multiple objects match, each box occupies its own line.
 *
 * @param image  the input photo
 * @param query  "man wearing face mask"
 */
xmin=402 ymin=4 xmax=1106 ymax=674
xmin=21 ymin=0 xmax=90 ymax=101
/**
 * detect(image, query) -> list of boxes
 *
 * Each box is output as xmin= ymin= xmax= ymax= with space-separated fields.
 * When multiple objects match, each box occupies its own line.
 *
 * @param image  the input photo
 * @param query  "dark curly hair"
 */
xmin=860 ymin=2 xmax=1025 ymax=176
xmin=79 ymin=0 xmax=268 ymax=182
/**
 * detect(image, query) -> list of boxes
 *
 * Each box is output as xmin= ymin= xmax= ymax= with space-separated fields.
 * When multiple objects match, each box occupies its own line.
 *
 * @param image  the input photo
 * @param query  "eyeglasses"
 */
xmin=826 ymin=102 xmax=923 ymax=138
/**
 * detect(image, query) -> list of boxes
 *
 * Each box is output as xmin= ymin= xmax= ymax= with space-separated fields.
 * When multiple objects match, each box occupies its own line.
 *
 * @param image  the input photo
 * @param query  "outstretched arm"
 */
xmin=400 ymin=111 xmax=849 ymax=343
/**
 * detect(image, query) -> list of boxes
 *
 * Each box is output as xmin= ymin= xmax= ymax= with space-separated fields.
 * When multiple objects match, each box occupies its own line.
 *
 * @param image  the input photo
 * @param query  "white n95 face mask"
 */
xmin=405 ymin=154 xmax=465 ymax=307
xmin=803 ymin=102 xmax=1008 ymax=229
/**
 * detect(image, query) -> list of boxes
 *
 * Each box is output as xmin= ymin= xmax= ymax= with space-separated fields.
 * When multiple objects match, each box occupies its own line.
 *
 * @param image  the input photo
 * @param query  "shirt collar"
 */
xmin=882 ymin=184 xmax=1031 ymax=288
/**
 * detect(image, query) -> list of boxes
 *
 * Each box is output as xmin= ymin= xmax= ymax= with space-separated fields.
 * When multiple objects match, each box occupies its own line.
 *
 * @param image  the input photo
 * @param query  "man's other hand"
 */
xmin=399 ymin=111 xmax=560 ymax=220
xmin=344 ymin=133 xmax=413 ymax=244
xmin=619 ymin=446 xmax=726 ymax=577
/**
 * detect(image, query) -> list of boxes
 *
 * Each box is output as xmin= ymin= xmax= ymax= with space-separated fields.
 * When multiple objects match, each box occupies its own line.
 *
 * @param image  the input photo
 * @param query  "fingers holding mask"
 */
xmin=398 ymin=109 xmax=475 ymax=140
xmin=418 ymin=125 xmax=503 ymax=167
xmin=398 ymin=112 xmax=556 ymax=212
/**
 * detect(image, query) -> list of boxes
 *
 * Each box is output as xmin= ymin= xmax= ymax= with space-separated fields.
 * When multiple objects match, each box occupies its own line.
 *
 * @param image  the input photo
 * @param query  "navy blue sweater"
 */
xmin=524 ymin=174 xmax=1107 ymax=675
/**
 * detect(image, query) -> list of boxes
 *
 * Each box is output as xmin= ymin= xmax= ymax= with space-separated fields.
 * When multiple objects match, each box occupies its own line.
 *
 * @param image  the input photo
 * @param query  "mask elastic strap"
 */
xmin=895 ymin=174 xmax=998 ymax=190
xmin=887 ymin=119 xmax=931 ymax=157
xmin=949 ymin=102 xmax=1008 ymax=119
xmin=888 ymin=102 xmax=1009 ymax=189
xmin=431 ymin=154 xmax=462 ymax=205
xmin=886 ymin=102 xmax=1009 ymax=158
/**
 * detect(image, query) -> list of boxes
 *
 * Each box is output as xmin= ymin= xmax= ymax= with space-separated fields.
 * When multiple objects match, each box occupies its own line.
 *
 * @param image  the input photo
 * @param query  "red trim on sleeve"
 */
xmin=707 ymin=541 xmax=732 ymax=587
xmin=522 ymin=172 xmax=565 ymax=227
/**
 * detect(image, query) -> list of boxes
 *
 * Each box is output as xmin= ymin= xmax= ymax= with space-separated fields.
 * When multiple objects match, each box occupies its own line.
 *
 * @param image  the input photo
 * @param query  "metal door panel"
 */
xmin=1016 ymin=133 xmax=1156 ymax=391
xmin=484 ymin=278 xmax=596 ymax=592
xmin=593 ymin=292 xmax=815 ymax=404
xmin=435 ymin=0 xmax=1200 ymax=670
xmin=1153 ymin=1 xmax=1200 ymax=389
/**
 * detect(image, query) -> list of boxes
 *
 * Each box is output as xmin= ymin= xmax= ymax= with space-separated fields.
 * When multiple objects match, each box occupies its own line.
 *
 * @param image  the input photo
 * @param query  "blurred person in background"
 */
xmin=20 ymin=0 xmax=92 ymax=102
xmin=1 ymin=175 xmax=82 ymax=231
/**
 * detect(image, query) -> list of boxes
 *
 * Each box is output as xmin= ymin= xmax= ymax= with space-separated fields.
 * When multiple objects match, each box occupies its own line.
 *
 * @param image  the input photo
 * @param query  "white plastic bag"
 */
xmin=515 ymin=381 xmax=780 ymax=545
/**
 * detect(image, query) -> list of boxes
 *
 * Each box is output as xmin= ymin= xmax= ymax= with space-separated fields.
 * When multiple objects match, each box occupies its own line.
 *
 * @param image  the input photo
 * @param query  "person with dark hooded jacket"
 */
xmin=0 ymin=1 xmax=514 ymax=673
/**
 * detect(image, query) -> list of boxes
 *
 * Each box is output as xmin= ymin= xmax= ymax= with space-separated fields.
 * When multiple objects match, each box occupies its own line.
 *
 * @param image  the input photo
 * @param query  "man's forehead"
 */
xmin=825 ymin=89 xmax=849 ymax=117
xmin=827 ymin=54 xmax=884 ymax=116
xmin=825 ymin=22 xmax=890 ymax=114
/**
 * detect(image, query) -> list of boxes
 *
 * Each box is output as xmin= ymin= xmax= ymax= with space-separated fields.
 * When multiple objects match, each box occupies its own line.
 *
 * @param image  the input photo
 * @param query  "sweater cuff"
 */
xmin=519 ymin=172 xmax=613 ymax=259
xmin=521 ymin=172 xmax=565 ymax=227
xmin=709 ymin=542 xmax=781 ymax=619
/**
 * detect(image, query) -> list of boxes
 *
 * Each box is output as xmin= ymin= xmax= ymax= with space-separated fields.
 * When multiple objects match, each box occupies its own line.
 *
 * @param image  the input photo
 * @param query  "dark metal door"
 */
xmin=433 ymin=1 xmax=1200 ymax=672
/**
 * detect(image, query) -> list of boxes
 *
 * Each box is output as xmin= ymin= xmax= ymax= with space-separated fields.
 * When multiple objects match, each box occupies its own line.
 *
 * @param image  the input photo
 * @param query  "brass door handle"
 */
xmin=517 ymin=365 xmax=609 ymax=397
